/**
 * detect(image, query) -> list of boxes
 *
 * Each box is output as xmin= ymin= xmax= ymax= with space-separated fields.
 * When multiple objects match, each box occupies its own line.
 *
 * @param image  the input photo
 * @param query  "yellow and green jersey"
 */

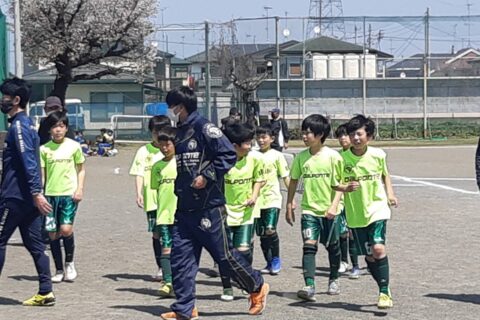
xmin=341 ymin=146 xmax=391 ymax=228
xmin=224 ymin=150 xmax=265 ymax=226
xmin=290 ymin=146 xmax=343 ymax=217
xmin=258 ymin=148 xmax=289 ymax=209
xmin=151 ymin=158 xmax=177 ymax=225
xmin=40 ymin=138 xmax=85 ymax=196
xmin=129 ymin=143 xmax=164 ymax=212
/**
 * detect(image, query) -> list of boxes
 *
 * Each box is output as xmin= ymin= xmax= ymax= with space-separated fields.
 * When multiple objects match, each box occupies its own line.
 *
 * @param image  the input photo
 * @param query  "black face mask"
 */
xmin=0 ymin=100 xmax=14 ymax=114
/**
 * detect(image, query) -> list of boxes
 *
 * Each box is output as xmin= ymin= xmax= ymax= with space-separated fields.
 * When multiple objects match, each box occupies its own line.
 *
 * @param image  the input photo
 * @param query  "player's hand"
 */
xmin=388 ymin=195 xmax=399 ymax=208
xmin=325 ymin=206 xmax=338 ymax=220
xmin=33 ymin=194 xmax=52 ymax=216
xmin=346 ymin=181 xmax=360 ymax=192
xmin=243 ymin=197 xmax=256 ymax=207
xmin=284 ymin=142 xmax=289 ymax=150
xmin=136 ymin=195 xmax=144 ymax=209
xmin=72 ymin=189 xmax=83 ymax=203
xmin=191 ymin=175 xmax=207 ymax=189
xmin=286 ymin=203 xmax=295 ymax=226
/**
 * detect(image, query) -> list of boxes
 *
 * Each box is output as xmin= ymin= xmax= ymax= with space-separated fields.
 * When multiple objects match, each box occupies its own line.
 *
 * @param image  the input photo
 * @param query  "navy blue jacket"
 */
xmin=0 ymin=111 xmax=42 ymax=205
xmin=174 ymin=111 xmax=236 ymax=212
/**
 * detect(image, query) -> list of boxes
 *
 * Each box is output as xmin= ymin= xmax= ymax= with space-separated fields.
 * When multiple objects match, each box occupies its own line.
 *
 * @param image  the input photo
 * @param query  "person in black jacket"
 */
xmin=269 ymin=108 xmax=289 ymax=152
xmin=38 ymin=96 xmax=74 ymax=146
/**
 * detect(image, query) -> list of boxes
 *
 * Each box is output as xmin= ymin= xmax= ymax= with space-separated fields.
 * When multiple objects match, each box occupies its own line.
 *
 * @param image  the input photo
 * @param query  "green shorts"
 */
xmin=255 ymin=208 xmax=280 ymax=236
xmin=146 ymin=210 xmax=157 ymax=232
xmin=301 ymin=214 xmax=340 ymax=247
xmin=227 ymin=224 xmax=254 ymax=248
xmin=351 ymin=220 xmax=387 ymax=256
xmin=45 ymin=196 xmax=78 ymax=232
xmin=157 ymin=224 xmax=173 ymax=248
xmin=339 ymin=209 xmax=349 ymax=235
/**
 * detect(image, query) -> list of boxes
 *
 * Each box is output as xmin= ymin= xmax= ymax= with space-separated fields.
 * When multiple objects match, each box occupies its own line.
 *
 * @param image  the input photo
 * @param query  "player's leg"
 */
xmin=158 ymin=224 xmax=175 ymax=298
xmin=338 ymin=210 xmax=349 ymax=273
xmin=147 ymin=210 xmax=163 ymax=281
xmin=297 ymin=214 xmax=320 ymax=302
xmin=320 ymin=217 xmax=341 ymax=295
xmin=348 ymin=230 xmax=360 ymax=279
xmin=0 ymin=201 xmax=24 ymax=276
xmin=59 ymin=197 xmax=78 ymax=281
xmin=218 ymin=225 xmax=235 ymax=301
xmin=44 ymin=197 xmax=63 ymax=282
xmin=259 ymin=208 xmax=281 ymax=275
xmin=256 ymin=211 xmax=271 ymax=273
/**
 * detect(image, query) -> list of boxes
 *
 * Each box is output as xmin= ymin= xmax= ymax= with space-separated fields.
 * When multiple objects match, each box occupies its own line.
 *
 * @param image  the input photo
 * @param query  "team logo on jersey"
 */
xmin=200 ymin=218 xmax=212 ymax=230
xmin=344 ymin=164 xmax=354 ymax=173
xmin=188 ymin=139 xmax=197 ymax=150
xmin=203 ymin=123 xmax=223 ymax=138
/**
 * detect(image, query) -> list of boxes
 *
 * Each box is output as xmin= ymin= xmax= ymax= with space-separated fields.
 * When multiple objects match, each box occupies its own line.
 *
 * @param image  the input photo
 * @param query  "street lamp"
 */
xmin=263 ymin=6 xmax=272 ymax=42
xmin=160 ymin=7 xmax=168 ymax=52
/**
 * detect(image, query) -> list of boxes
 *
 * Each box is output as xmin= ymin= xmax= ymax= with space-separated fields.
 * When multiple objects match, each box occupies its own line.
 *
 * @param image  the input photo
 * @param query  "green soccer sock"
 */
xmin=303 ymin=244 xmax=317 ymax=287
xmin=340 ymin=236 xmax=348 ymax=263
xmin=350 ymin=253 xmax=359 ymax=268
xmin=271 ymin=233 xmax=280 ymax=258
xmin=260 ymin=236 xmax=273 ymax=263
xmin=63 ymin=233 xmax=75 ymax=263
xmin=327 ymin=242 xmax=341 ymax=280
xmin=365 ymin=256 xmax=380 ymax=282
xmin=349 ymin=238 xmax=359 ymax=267
xmin=152 ymin=238 xmax=162 ymax=269
xmin=160 ymin=253 xmax=172 ymax=283
xmin=50 ymin=239 xmax=63 ymax=271
xmin=375 ymin=256 xmax=390 ymax=295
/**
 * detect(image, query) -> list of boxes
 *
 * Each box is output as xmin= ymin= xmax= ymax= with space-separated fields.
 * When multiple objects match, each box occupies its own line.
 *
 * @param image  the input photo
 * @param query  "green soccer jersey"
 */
xmin=151 ymin=158 xmax=177 ymax=225
xmin=40 ymin=138 xmax=85 ymax=196
xmin=290 ymin=146 xmax=343 ymax=217
xmin=258 ymin=148 xmax=289 ymax=209
xmin=224 ymin=150 xmax=265 ymax=226
xmin=129 ymin=143 xmax=164 ymax=212
xmin=341 ymin=146 xmax=391 ymax=228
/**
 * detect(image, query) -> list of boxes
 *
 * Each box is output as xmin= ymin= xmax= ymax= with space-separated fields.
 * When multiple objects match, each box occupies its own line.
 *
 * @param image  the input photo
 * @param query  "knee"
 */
xmin=265 ymin=228 xmax=276 ymax=236
xmin=303 ymin=243 xmax=318 ymax=255
xmin=238 ymin=246 xmax=250 ymax=253
xmin=161 ymin=248 xmax=171 ymax=256
xmin=152 ymin=232 xmax=160 ymax=240
xmin=372 ymin=244 xmax=386 ymax=259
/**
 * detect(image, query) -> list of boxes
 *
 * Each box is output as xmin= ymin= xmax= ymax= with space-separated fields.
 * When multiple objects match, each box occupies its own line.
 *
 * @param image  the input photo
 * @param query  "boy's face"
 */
xmin=349 ymin=126 xmax=371 ymax=151
xmin=337 ymin=134 xmax=351 ymax=150
xmin=256 ymin=133 xmax=273 ymax=151
xmin=302 ymin=129 xmax=322 ymax=147
xmin=159 ymin=140 xmax=175 ymax=159
xmin=50 ymin=121 xmax=67 ymax=142
xmin=234 ymin=140 xmax=252 ymax=158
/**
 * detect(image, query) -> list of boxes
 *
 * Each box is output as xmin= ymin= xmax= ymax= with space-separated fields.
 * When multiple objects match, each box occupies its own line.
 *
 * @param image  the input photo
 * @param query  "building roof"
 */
xmin=280 ymin=36 xmax=393 ymax=58
xmin=388 ymin=48 xmax=480 ymax=71
xmin=186 ymin=43 xmax=275 ymax=63
xmin=171 ymin=56 xmax=191 ymax=65
xmin=23 ymin=64 xmax=155 ymax=84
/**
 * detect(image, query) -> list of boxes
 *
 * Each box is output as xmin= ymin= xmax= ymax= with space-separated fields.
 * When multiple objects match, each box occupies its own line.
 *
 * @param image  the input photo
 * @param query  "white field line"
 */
xmin=391 ymin=175 xmax=479 ymax=195
xmin=393 ymin=184 xmax=423 ymax=187
xmin=408 ymin=177 xmax=475 ymax=181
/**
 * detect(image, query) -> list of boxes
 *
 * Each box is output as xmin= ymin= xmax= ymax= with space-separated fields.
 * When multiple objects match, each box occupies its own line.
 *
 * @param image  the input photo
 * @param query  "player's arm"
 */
xmin=382 ymin=173 xmax=398 ymax=207
xmin=73 ymin=163 xmax=85 ymax=202
xmin=135 ymin=176 xmax=144 ymax=208
xmin=286 ymin=178 xmax=298 ymax=226
xmin=244 ymin=180 xmax=264 ymax=207
xmin=325 ymin=190 xmax=343 ymax=220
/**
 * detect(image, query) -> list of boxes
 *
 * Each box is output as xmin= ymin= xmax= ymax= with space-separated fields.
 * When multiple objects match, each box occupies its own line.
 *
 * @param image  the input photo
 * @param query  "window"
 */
xmin=90 ymin=92 xmax=130 ymax=122
xmin=289 ymin=63 xmax=302 ymax=76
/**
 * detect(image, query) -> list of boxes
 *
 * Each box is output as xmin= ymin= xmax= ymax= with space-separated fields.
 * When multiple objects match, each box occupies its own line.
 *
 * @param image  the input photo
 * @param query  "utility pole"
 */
xmin=205 ymin=21 xmax=211 ymax=120
xmin=423 ymin=8 xmax=430 ymax=139
xmin=367 ymin=24 xmax=372 ymax=49
xmin=14 ymin=0 xmax=23 ymax=77
xmin=264 ymin=6 xmax=272 ymax=42
xmin=362 ymin=16 xmax=367 ymax=115
xmin=467 ymin=1 xmax=472 ymax=47
xmin=275 ymin=16 xmax=280 ymax=109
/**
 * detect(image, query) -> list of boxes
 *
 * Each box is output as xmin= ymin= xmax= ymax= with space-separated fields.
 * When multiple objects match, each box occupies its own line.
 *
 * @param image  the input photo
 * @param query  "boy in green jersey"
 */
xmin=151 ymin=126 xmax=177 ymax=298
xmin=335 ymin=124 xmax=360 ymax=279
xmin=220 ymin=123 xmax=265 ymax=301
xmin=129 ymin=115 xmax=170 ymax=281
xmin=255 ymin=124 xmax=290 ymax=275
xmin=341 ymin=115 xmax=398 ymax=309
xmin=40 ymin=111 xmax=86 ymax=283
xmin=286 ymin=114 xmax=344 ymax=302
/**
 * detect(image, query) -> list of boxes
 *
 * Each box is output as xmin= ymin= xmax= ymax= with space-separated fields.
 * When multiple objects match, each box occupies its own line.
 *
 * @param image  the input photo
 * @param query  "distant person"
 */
xmin=269 ymin=108 xmax=289 ymax=152
xmin=38 ymin=95 xmax=74 ymax=146
xmin=0 ymin=77 xmax=55 ymax=306
xmin=221 ymin=107 xmax=241 ymax=130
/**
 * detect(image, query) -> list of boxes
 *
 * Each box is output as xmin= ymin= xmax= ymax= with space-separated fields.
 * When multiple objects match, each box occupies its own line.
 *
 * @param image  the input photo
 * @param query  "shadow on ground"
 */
xmin=288 ymin=301 xmax=388 ymax=317
xmin=425 ymin=293 xmax=480 ymax=305
xmin=8 ymin=275 xmax=37 ymax=282
xmin=0 ymin=297 xmax=21 ymax=305
xmin=103 ymin=273 xmax=154 ymax=282
xmin=110 ymin=305 xmax=170 ymax=316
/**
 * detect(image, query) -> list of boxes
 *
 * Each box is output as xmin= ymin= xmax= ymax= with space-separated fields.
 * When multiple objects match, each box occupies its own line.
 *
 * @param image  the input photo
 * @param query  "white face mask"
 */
xmin=167 ymin=106 xmax=180 ymax=124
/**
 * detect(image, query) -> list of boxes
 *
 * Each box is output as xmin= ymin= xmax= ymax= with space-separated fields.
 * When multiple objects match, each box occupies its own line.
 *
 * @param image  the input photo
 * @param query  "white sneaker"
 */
xmin=51 ymin=270 xmax=64 ymax=283
xmin=152 ymin=268 xmax=163 ymax=281
xmin=338 ymin=261 xmax=348 ymax=273
xmin=64 ymin=262 xmax=77 ymax=281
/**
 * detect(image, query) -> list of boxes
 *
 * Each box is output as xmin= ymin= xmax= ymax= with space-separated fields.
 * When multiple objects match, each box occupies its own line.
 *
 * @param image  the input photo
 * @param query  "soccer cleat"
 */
xmin=220 ymin=288 xmax=234 ymax=301
xmin=51 ymin=270 xmax=64 ymax=283
xmin=248 ymin=283 xmax=269 ymax=315
xmin=377 ymin=293 xmax=393 ymax=309
xmin=158 ymin=282 xmax=175 ymax=298
xmin=349 ymin=266 xmax=361 ymax=279
xmin=338 ymin=261 xmax=348 ymax=273
xmin=160 ymin=307 xmax=199 ymax=320
xmin=327 ymin=279 xmax=340 ymax=295
xmin=270 ymin=257 xmax=281 ymax=275
xmin=260 ymin=262 xmax=271 ymax=275
xmin=22 ymin=292 xmax=56 ymax=306
xmin=297 ymin=286 xmax=316 ymax=302
xmin=64 ymin=262 xmax=77 ymax=281
xmin=153 ymin=268 xmax=163 ymax=281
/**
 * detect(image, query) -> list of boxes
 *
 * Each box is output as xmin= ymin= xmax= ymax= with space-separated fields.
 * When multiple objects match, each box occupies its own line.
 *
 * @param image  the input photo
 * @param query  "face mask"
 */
xmin=0 ymin=100 xmax=14 ymax=114
xmin=168 ymin=107 xmax=180 ymax=124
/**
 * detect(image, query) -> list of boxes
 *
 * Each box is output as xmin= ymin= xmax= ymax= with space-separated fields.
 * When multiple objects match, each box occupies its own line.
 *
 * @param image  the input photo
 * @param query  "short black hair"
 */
xmin=301 ymin=114 xmax=331 ymax=143
xmin=0 ymin=77 xmax=32 ymax=108
xmin=256 ymin=124 xmax=274 ymax=137
xmin=45 ymin=110 xmax=69 ymax=130
xmin=157 ymin=126 xmax=177 ymax=142
xmin=148 ymin=115 xmax=170 ymax=132
xmin=229 ymin=107 xmax=239 ymax=116
xmin=166 ymin=86 xmax=197 ymax=114
xmin=346 ymin=114 xmax=375 ymax=137
xmin=334 ymin=123 xmax=348 ymax=138
xmin=223 ymin=122 xmax=255 ymax=145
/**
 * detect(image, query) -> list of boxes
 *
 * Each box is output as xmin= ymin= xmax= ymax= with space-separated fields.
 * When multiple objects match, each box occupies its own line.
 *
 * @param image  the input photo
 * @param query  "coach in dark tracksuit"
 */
xmin=0 ymin=78 xmax=55 ymax=306
xmin=162 ymin=87 xmax=269 ymax=320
